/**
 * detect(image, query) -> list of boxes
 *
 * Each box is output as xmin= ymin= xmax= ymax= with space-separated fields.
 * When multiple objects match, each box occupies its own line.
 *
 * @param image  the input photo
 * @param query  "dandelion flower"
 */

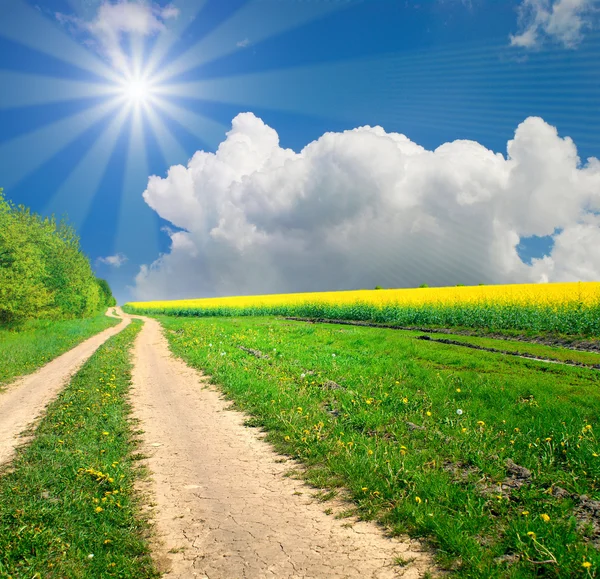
xmin=521 ymin=511 xmax=529 ymax=516
xmin=456 ymin=388 xmax=461 ymax=393
xmin=582 ymin=561 xmax=592 ymax=568
xmin=95 ymin=507 xmax=103 ymax=513
xmin=527 ymin=531 xmax=536 ymax=538
xmin=477 ymin=421 xmax=485 ymax=426
xmin=415 ymin=496 xmax=422 ymax=504
xmin=426 ymin=411 xmax=432 ymax=417
xmin=540 ymin=514 xmax=550 ymax=522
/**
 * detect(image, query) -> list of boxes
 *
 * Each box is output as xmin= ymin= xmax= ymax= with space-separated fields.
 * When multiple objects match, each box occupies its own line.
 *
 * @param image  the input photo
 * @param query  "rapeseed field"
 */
xmin=125 ymin=282 xmax=600 ymax=335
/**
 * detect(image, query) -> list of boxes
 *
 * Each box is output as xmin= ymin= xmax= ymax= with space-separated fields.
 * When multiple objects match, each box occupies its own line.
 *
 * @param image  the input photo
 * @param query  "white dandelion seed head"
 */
xmin=456 ymin=409 xmax=463 ymax=415
xmin=301 ymin=373 xmax=306 ymax=378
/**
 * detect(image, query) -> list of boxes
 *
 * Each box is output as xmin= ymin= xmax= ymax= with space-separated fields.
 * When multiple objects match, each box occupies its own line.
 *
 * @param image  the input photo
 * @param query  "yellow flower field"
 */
xmin=125 ymin=282 xmax=600 ymax=336
xmin=128 ymin=281 xmax=600 ymax=310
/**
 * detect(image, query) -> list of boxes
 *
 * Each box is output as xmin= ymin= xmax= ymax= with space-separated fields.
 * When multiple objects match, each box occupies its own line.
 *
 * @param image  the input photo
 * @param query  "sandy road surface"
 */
xmin=131 ymin=316 xmax=434 ymax=579
xmin=0 ymin=309 xmax=128 ymax=466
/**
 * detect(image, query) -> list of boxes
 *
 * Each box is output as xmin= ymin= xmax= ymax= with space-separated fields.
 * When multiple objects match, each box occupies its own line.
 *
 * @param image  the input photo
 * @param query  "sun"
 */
xmin=120 ymin=76 xmax=153 ymax=104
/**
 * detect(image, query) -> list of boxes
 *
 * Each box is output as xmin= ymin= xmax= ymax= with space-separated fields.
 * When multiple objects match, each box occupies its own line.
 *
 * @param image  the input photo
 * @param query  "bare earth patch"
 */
xmin=130 ymin=316 xmax=435 ymax=578
xmin=0 ymin=310 xmax=128 ymax=467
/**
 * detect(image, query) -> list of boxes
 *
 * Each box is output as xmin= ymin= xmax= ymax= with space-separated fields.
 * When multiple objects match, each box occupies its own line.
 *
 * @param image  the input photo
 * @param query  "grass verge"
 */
xmin=0 ymin=319 xmax=159 ymax=579
xmin=0 ymin=314 xmax=120 ymax=389
xmin=160 ymin=315 xmax=599 ymax=578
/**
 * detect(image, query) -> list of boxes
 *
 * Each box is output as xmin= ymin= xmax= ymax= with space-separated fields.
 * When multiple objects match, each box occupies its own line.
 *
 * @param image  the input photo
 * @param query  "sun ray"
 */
xmin=0 ymin=99 xmax=121 ymax=189
xmin=153 ymin=0 xmax=352 ymax=84
xmin=0 ymin=0 xmax=119 ymax=83
xmin=150 ymin=96 xmax=226 ymax=150
xmin=156 ymin=46 xmax=599 ymax=141
xmin=143 ymin=104 xmax=190 ymax=168
xmin=0 ymin=71 xmax=117 ymax=109
xmin=115 ymin=107 xmax=159 ymax=264
xmin=145 ymin=0 xmax=209 ymax=78
xmin=44 ymin=107 xmax=129 ymax=228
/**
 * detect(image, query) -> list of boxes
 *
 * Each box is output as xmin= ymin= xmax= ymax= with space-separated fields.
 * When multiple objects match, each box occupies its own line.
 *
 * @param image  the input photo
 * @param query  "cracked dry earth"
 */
xmin=130 ymin=316 xmax=434 ymax=579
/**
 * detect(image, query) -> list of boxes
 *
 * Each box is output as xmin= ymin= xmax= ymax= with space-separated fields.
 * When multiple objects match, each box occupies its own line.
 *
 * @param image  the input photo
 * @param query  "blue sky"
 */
xmin=1 ymin=0 xmax=599 ymax=302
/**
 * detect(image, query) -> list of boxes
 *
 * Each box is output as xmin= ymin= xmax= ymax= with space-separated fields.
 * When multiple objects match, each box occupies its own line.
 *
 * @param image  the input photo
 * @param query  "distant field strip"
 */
xmin=125 ymin=282 xmax=600 ymax=335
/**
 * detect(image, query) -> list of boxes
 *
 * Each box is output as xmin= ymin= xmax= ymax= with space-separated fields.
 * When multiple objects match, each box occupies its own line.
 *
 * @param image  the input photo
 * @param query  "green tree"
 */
xmin=0 ymin=189 xmax=116 ymax=324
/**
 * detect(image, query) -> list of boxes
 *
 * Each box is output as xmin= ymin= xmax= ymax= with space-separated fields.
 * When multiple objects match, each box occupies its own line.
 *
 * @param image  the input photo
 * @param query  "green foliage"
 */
xmin=374 ymin=285 xmax=383 ymax=290
xmin=0 ymin=189 xmax=115 ymax=324
xmin=419 ymin=283 xmax=429 ymax=288
xmin=96 ymin=278 xmax=117 ymax=307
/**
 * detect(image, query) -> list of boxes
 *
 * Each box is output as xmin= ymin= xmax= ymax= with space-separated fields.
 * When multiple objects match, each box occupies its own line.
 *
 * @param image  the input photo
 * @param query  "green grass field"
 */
xmin=0 ymin=320 xmax=159 ymax=579
xmin=0 ymin=315 xmax=120 ymax=389
xmin=159 ymin=315 xmax=600 ymax=578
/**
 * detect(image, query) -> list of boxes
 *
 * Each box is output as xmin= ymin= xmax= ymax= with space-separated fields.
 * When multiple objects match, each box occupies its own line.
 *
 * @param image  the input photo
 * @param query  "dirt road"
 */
xmin=0 ymin=310 xmax=128 ymax=466
xmin=131 ymin=316 xmax=433 ymax=579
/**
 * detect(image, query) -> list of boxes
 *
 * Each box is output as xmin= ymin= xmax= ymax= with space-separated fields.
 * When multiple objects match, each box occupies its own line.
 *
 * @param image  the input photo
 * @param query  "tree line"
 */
xmin=0 ymin=189 xmax=116 ymax=325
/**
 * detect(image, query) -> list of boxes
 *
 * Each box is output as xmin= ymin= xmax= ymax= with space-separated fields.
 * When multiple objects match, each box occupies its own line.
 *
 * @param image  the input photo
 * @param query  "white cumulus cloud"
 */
xmin=97 ymin=253 xmax=128 ymax=268
xmin=132 ymin=113 xmax=600 ymax=301
xmin=510 ymin=0 xmax=597 ymax=49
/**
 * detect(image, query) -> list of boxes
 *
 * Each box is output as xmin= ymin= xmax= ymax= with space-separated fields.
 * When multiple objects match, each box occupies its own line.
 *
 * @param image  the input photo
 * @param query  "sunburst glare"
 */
xmin=120 ymin=76 xmax=154 ymax=105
